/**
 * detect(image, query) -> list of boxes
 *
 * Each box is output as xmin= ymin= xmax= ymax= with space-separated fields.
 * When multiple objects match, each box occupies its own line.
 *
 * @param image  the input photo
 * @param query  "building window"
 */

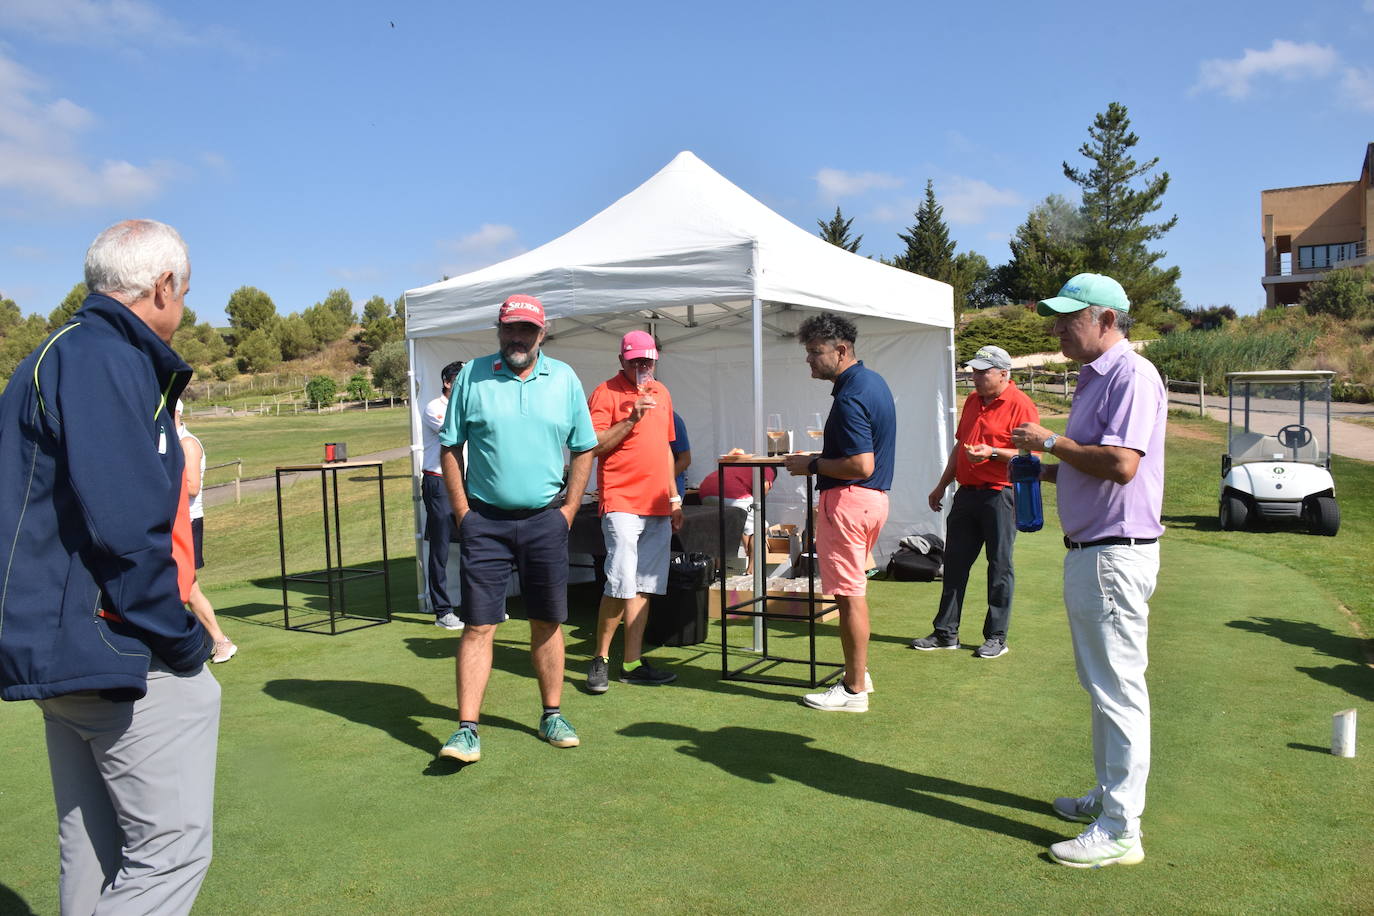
xmin=1298 ymin=242 xmax=1359 ymax=269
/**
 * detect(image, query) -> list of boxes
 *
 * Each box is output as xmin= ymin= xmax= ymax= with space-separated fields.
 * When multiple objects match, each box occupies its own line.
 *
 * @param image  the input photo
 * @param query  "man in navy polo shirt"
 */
xmin=784 ymin=312 xmax=896 ymax=712
xmin=436 ymin=294 xmax=598 ymax=764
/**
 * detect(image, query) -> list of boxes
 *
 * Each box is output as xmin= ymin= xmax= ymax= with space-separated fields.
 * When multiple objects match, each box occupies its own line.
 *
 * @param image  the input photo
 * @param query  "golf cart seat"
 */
xmin=1230 ymin=431 xmax=1320 ymax=465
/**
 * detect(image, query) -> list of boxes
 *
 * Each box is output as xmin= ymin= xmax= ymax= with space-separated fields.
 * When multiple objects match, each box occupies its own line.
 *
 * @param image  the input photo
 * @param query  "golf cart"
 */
xmin=1218 ymin=370 xmax=1339 ymax=536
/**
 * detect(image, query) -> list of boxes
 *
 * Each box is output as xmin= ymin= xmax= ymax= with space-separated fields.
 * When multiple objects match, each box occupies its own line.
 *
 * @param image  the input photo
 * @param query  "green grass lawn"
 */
xmin=1 ymin=410 xmax=1370 ymax=914
xmin=186 ymin=406 xmax=411 ymax=482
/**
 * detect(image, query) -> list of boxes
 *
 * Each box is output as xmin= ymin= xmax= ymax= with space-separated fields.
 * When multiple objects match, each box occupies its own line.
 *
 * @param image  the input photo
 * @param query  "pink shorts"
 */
xmin=815 ymin=485 xmax=888 ymax=596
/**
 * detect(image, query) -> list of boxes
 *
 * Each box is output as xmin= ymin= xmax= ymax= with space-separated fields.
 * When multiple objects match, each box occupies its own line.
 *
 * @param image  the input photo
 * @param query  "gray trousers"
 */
xmin=35 ymin=660 xmax=221 ymax=916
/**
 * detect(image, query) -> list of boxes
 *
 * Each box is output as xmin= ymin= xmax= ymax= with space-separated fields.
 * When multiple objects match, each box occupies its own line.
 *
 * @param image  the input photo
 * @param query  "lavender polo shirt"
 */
xmin=1057 ymin=340 xmax=1166 ymax=542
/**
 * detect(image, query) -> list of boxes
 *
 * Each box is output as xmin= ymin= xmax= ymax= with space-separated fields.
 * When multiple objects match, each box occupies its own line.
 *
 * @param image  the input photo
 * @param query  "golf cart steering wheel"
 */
xmin=1277 ymin=424 xmax=1312 ymax=449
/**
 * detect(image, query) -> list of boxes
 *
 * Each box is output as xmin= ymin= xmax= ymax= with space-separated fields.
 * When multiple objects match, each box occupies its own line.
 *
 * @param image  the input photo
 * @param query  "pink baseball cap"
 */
xmin=620 ymin=331 xmax=658 ymax=361
xmin=498 ymin=294 xmax=546 ymax=327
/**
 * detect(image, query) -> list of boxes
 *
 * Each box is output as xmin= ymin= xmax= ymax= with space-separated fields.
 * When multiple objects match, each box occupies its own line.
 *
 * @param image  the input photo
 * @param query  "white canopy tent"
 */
xmin=404 ymin=151 xmax=955 ymax=611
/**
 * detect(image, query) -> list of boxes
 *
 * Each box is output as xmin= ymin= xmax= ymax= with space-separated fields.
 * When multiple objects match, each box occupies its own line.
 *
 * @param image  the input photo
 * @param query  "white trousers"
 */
xmin=1063 ymin=542 xmax=1158 ymax=838
xmin=36 ymin=660 xmax=221 ymax=916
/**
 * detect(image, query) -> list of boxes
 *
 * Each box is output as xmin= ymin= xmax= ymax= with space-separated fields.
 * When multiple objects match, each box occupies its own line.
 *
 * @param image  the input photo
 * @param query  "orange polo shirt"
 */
xmin=954 ymin=380 xmax=1040 ymax=489
xmin=588 ymin=372 xmax=676 ymax=516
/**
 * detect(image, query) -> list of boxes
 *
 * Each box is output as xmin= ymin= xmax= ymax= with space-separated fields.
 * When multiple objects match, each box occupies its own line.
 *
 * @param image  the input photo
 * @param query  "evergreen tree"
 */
xmin=49 ymin=283 xmax=87 ymax=329
xmin=321 ymin=288 xmax=356 ymax=326
xmin=994 ymin=195 xmax=1087 ymax=303
xmin=893 ymin=180 xmax=955 ymax=281
xmin=226 ymin=286 xmax=278 ymax=333
xmin=816 ymin=207 xmax=862 ymax=253
xmin=1063 ymin=101 xmax=1180 ymax=311
xmin=0 ymin=296 xmax=20 ymax=331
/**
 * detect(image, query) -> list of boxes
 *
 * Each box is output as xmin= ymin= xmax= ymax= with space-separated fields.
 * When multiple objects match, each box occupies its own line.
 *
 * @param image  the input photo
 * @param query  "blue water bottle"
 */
xmin=1009 ymin=449 xmax=1043 ymax=533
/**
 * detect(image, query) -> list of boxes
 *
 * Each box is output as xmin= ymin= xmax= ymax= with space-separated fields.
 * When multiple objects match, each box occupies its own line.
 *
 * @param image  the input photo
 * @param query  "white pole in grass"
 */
xmin=1332 ymin=709 xmax=1356 ymax=757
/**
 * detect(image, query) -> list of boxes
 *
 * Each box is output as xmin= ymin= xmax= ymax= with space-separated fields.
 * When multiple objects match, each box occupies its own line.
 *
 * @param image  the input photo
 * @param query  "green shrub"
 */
xmin=1141 ymin=323 xmax=1319 ymax=393
xmin=212 ymin=361 xmax=237 ymax=381
xmin=345 ymin=373 xmax=374 ymax=401
xmin=955 ymin=304 xmax=1058 ymax=362
xmin=305 ymin=375 xmax=338 ymax=408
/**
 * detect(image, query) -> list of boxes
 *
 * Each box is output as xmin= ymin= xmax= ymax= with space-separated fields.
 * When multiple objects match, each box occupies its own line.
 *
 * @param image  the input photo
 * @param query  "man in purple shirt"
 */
xmin=1011 ymin=273 xmax=1166 ymax=869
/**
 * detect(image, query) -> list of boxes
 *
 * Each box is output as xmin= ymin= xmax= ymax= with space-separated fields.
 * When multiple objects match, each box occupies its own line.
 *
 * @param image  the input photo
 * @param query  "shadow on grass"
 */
xmin=1227 ymin=616 xmax=1374 ymax=702
xmin=1287 ymin=742 xmax=1333 ymax=754
xmin=260 ymin=678 xmax=536 ymax=774
xmin=1162 ymin=513 xmax=1219 ymax=532
xmin=620 ymin=721 xmax=1060 ymax=845
xmin=0 ymin=884 xmax=37 ymax=916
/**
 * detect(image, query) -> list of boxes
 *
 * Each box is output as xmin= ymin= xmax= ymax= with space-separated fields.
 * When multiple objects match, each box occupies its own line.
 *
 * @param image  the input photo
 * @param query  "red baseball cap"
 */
xmin=620 ymin=330 xmax=658 ymax=361
xmin=498 ymin=294 xmax=546 ymax=328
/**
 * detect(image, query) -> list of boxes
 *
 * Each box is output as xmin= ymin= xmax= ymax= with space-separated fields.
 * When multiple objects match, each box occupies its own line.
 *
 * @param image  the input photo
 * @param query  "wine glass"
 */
xmin=767 ymin=413 xmax=784 ymax=455
xmin=805 ymin=412 xmax=824 ymax=448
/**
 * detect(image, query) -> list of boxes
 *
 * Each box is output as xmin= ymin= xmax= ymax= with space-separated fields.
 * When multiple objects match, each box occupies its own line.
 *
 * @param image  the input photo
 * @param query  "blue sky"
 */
xmin=1 ymin=0 xmax=1371 ymax=326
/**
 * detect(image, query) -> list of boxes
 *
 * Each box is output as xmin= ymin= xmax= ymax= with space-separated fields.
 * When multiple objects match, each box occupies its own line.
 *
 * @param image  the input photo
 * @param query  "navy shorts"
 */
xmin=458 ymin=501 xmax=569 ymax=626
xmin=191 ymin=516 xmax=205 ymax=569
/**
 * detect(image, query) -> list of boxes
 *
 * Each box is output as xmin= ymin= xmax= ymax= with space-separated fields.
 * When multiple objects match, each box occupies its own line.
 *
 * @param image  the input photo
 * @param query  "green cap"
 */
xmin=1037 ymin=273 xmax=1130 ymax=316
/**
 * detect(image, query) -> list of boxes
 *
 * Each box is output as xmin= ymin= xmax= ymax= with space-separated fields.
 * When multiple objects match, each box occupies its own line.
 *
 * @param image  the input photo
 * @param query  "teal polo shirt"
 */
xmin=440 ymin=350 xmax=598 ymax=510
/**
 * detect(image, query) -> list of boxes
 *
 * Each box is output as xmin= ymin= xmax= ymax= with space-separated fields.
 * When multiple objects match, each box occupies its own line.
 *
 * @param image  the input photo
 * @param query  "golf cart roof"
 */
xmin=1225 ymin=370 xmax=1335 ymax=383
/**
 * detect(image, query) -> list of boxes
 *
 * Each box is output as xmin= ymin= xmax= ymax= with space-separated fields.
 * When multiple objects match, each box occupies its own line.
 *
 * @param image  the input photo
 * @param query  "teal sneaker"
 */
xmin=439 ymin=727 xmax=480 ymax=763
xmin=538 ymin=713 xmax=580 ymax=748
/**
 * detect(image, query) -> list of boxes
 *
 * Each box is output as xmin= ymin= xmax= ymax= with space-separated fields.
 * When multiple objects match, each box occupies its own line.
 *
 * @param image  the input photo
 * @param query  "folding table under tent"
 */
xmin=402 ymin=150 xmax=956 ymax=616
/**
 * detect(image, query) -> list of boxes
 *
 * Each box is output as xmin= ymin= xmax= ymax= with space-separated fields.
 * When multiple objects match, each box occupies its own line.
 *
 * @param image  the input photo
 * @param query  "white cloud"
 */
xmin=1341 ymin=67 xmax=1374 ymax=111
xmin=814 ymin=168 xmax=904 ymax=198
xmin=5 ymin=0 xmax=196 ymax=45
xmin=941 ymin=176 xmax=1025 ymax=225
xmin=436 ymin=224 xmax=524 ymax=276
xmin=0 ymin=48 xmax=174 ymax=207
xmin=1194 ymin=39 xmax=1339 ymax=99
xmin=442 ymin=223 xmax=519 ymax=254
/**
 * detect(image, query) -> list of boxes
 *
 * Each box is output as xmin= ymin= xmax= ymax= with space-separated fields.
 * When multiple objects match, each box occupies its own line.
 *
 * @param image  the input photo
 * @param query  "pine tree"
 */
xmin=994 ymin=195 xmax=1087 ymax=304
xmin=894 ymin=180 xmax=955 ymax=281
xmin=1063 ymin=102 xmax=1180 ymax=311
xmin=817 ymin=206 xmax=862 ymax=253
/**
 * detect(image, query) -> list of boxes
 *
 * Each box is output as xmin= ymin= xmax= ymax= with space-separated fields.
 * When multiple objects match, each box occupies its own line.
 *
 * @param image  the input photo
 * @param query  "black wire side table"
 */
xmin=275 ymin=460 xmax=392 ymax=635
xmin=715 ymin=455 xmax=843 ymax=687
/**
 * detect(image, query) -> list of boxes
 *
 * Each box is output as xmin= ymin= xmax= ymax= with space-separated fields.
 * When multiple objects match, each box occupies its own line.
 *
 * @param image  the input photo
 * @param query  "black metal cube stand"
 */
xmin=275 ymin=460 xmax=392 ymax=634
xmin=716 ymin=455 xmax=843 ymax=687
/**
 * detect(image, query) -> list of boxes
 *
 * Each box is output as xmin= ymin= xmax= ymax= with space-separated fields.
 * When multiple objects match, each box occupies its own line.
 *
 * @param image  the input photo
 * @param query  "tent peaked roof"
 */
xmin=405 ymin=150 xmax=953 ymax=337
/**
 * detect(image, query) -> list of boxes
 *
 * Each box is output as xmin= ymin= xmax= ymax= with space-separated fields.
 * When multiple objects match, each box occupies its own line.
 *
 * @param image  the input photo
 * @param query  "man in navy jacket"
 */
xmin=0 ymin=220 xmax=219 ymax=915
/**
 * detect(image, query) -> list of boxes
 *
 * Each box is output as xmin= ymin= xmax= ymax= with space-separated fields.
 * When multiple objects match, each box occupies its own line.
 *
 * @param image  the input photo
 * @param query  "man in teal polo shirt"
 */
xmin=436 ymin=294 xmax=598 ymax=764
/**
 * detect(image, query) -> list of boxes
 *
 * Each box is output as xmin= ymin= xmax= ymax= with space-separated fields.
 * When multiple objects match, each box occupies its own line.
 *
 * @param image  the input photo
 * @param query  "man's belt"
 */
xmin=468 ymin=497 xmax=562 ymax=521
xmin=423 ymin=470 xmax=443 ymax=478
xmin=1063 ymin=536 xmax=1158 ymax=549
xmin=960 ymin=483 xmax=1006 ymax=491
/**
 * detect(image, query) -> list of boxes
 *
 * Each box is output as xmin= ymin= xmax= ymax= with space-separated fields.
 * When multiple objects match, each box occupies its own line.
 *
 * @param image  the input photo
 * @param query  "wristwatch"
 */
xmin=1042 ymin=434 xmax=1058 ymax=454
xmin=807 ymin=456 xmax=821 ymax=475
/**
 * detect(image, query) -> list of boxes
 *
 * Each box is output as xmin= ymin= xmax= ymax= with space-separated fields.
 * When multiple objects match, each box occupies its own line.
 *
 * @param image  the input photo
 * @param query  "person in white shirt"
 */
xmin=176 ymin=402 xmax=236 ymax=663
xmin=423 ymin=361 xmax=465 ymax=629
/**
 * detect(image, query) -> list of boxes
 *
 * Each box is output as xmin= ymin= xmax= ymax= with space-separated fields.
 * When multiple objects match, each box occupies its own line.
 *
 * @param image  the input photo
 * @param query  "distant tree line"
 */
xmin=0 ymin=281 xmax=407 ymax=387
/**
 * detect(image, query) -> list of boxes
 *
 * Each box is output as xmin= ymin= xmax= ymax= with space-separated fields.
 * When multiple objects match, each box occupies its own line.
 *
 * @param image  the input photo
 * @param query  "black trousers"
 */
xmin=932 ymin=486 xmax=1016 ymax=640
xmin=422 ymin=474 xmax=457 ymax=615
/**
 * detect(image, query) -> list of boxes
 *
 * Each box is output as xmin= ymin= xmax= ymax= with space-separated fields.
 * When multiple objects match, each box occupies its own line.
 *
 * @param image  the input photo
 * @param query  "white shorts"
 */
xmin=601 ymin=512 xmax=671 ymax=599
xmin=701 ymin=495 xmax=755 ymax=536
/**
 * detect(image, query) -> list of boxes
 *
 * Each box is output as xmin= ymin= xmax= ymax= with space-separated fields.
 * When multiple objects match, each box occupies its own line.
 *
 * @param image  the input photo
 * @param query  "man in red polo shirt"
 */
xmin=910 ymin=345 xmax=1039 ymax=659
xmin=585 ymin=331 xmax=684 ymax=692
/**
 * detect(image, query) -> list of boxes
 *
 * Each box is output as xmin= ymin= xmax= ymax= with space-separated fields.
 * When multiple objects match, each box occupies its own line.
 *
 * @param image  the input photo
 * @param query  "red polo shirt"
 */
xmin=589 ymin=372 xmax=677 ymax=516
xmin=954 ymin=380 xmax=1039 ymax=489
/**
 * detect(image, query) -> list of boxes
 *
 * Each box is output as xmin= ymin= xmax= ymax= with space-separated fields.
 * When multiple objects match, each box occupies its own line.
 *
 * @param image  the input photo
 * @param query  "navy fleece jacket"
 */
xmin=0 ymin=293 xmax=208 ymax=701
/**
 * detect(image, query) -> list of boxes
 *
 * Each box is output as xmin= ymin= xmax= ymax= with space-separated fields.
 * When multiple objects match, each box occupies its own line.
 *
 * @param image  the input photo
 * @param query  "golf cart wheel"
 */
xmin=1304 ymin=496 xmax=1340 ymax=536
xmin=1219 ymin=494 xmax=1249 ymax=531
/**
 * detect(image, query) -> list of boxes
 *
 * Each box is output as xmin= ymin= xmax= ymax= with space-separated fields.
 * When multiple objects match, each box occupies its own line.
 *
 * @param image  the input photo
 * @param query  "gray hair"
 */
xmin=84 ymin=219 xmax=190 ymax=302
xmin=1086 ymin=305 xmax=1134 ymax=337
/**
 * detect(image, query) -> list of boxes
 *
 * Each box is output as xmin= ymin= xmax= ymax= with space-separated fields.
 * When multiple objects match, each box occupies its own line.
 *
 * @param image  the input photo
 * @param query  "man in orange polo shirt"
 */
xmin=586 ymin=331 xmax=684 ymax=692
xmin=910 ymin=345 xmax=1039 ymax=659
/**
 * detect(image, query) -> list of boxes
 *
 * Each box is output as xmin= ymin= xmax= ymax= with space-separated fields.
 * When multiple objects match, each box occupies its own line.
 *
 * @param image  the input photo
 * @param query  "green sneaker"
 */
xmin=439 ymin=727 xmax=480 ymax=762
xmin=538 ymin=713 xmax=580 ymax=748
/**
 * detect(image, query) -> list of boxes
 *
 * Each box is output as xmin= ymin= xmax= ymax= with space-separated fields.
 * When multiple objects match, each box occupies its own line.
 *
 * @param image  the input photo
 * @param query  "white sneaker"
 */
xmin=435 ymin=612 xmax=464 ymax=631
xmin=1048 ymin=823 xmax=1144 ymax=868
xmin=839 ymin=669 xmax=875 ymax=693
xmin=211 ymin=640 xmax=237 ymax=664
xmin=801 ymin=681 xmax=869 ymax=712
